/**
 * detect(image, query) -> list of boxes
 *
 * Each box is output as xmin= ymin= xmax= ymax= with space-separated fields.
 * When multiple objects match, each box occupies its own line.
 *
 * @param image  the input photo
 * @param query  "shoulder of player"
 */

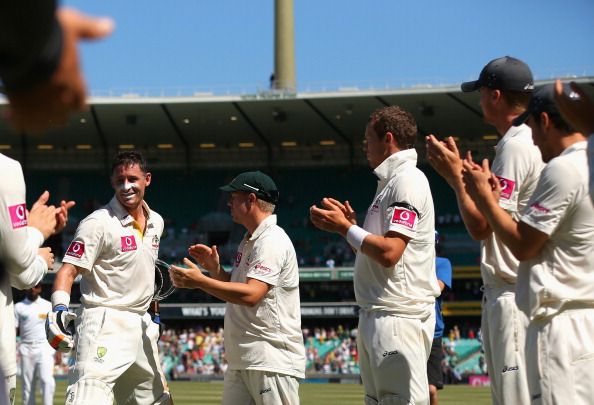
xmin=148 ymin=209 xmax=164 ymax=227
xmin=390 ymin=166 xmax=430 ymax=187
xmin=257 ymin=224 xmax=292 ymax=245
xmin=500 ymin=135 xmax=540 ymax=157
xmin=0 ymin=153 xmax=21 ymax=172
xmin=541 ymin=153 xmax=587 ymax=186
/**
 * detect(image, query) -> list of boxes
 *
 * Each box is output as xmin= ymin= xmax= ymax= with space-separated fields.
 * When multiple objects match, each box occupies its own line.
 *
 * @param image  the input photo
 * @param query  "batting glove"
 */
xmin=45 ymin=305 xmax=77 ymax=353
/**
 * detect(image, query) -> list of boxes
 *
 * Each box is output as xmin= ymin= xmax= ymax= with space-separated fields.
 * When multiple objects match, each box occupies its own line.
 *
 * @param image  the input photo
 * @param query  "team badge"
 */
xmin=94 ymin=346 xmax=107 ymax=363
xmin=97 ymin=347 xmax=107 ymax=358
xmin=152 ymin=235 xmax=160 ymax=249
xmin=496 ymin=176 xmax=516 ymax=200
xmin=391 ymin=208 xmax=417 ymax=229
xmin=121 ymin=235 xmax=137 ymax=252
xmin=8 ymin=203 xmax=27 ymax=229
xmin=66 ymin=242 xmax=85 ymax=258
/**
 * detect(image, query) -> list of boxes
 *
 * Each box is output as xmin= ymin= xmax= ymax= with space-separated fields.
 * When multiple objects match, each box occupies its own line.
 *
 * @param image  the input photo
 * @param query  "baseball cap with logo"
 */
xmin=512 ymin=82 xmax=581 ymax=127
xmin=461 ymin=56 xmax=534 ymax=93
xmin=220 ymin=171 xmax=279 ymax=204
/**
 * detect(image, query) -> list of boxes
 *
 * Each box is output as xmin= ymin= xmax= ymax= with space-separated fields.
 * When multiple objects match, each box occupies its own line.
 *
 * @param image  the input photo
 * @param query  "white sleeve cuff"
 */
xmin=27 ymin=226 xmax=45 ymax=247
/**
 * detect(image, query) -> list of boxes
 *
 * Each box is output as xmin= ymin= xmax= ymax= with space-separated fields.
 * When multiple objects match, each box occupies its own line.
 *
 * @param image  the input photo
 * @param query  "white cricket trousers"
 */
xmin=19 ymin=341 xmax=55 ymax=405
xmin=481 ymin=285 xmax=530 ymax=405
xmin=526 ymin=307 xmax=594 ymax=405
xmin=65 ymin=306 xmax=170 ymax=405
xmin=222 ymin=369 xmax=300 ymax=405
xmin=357 ymin=309 xmax=435 ymax=405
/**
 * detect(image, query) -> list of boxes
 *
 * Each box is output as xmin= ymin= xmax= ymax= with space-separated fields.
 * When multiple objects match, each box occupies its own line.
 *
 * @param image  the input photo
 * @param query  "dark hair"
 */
xmin=532 ymin=111 xmax=576 ymax=134
xmin=368 ymin=106 xmax=418 ymax=149
xmin=111 ymin=151 xmax=148 ymax=174
xmin=501 ymin=90 xmax=532 ymax=109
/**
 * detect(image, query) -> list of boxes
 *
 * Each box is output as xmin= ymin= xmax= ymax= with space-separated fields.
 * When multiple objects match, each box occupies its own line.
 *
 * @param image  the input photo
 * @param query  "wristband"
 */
xmin=346 ymin=225 xmax=370 ymax=250
xmin=51 ymin=290 xmax=70 ymax=310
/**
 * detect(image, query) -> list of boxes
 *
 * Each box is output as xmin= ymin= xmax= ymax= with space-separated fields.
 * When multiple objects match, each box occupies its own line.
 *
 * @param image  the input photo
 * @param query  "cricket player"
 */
xmin=426 ymin=56 xmax=542 ymax=404
xmin=169 ymin=171 xmax=306 ymax=405
xmin=310 ymin=106 xmax=440 ymax=404
xmin=552 ymin=79 xmax=594 ymax=204
xmin=1 ymin=151 xmax=73 ymax=405
xmin=15 ymin=283 xmax=56 ymax=405
xmin=463 ymin=82 xmax=594 ymax=404
xmin=46 ymin=151 xmax=171 ymax=405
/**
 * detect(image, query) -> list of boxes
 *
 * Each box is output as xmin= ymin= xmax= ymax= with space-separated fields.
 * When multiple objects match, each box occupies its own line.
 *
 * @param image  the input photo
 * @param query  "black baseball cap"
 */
xmin=512 ymin=83 xmax=580 ymax=127
xmin=461 ymin=56 xmax=534 ymax=93
xmin=220 ymin=171 xmax=279 ymax=204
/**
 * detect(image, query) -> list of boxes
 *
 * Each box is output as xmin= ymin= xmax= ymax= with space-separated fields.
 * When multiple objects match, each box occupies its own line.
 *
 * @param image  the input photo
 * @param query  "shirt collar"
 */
xmin=373 ymin=148 xmax=418 ymax=184
xmin=247 ymin=214 xmax=276 ymax=241
xmin=495 ymin=124 xmax=527 ymax=150
xmin=559 ymin=140 xmax=587 ymax=157
xmin=108 ymin=196 xmax=151 ymax=227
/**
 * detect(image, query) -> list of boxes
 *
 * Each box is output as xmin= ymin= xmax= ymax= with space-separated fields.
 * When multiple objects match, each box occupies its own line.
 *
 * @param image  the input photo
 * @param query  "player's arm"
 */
xmin=310 ymin=197 xmax=409 ymax=267
xmin=170 ymin=258 xmax=269 ymax=306
xmin=426 ymin=135 xmax=491 ymax=240
xmin=462 ymin=160 xmax=549 ymax=260
xmin=52 ymin=263 xmax=81 ymax=304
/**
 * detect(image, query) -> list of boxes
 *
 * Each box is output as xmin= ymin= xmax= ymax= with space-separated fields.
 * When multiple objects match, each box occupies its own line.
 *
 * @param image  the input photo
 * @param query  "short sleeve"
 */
xmin=520 ymin=161 xmax=577 ymax=236
xmin=245 ymin=237 xmax=284 ymax=287
xmin=491 ymin=138 xmax=534 ymax=212
xmin=62 ymin=216 xmax=104 ymax=271
xmin=383 ymin=175 xmax=426 ymax=239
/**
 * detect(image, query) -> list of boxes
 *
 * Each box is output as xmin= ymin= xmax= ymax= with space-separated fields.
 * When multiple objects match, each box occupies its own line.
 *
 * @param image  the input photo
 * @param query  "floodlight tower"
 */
xmin=273 ymin=0 xmax=296 ymax=92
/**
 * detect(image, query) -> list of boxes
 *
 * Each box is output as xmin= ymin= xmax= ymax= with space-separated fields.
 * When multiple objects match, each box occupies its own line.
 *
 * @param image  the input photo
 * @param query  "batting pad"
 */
xmin=66 ymin=378 xmax=113 ymax=405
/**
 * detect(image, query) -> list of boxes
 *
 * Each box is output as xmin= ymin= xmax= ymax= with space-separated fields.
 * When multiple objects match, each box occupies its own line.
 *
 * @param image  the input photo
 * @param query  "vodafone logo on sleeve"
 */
xmin=66 ymin=242 xmax=85 ymax=258
xmin=8 ymin=203 xmax=28 ymax=229
xmin=391 ymin=208 xmax=417 ymax=229
xmin=496 ymin=176 xmax=516 ymax=200
xmin=121 ymin=235 xmax=137 ymax=252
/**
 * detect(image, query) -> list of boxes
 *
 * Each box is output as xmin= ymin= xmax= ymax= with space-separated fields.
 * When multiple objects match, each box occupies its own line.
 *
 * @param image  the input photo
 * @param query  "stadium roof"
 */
xmin=1 ymin=77 xmax=593 ymax=170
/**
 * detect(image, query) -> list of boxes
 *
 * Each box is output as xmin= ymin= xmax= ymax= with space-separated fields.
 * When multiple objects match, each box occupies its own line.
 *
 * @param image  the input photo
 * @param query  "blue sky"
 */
xmin=64 ymin=0 xmax=594 ymax=94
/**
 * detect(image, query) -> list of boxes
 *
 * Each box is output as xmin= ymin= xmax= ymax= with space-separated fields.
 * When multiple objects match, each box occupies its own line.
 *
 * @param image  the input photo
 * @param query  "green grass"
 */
xmin=17 ymin=379 xmax=492 ymax=404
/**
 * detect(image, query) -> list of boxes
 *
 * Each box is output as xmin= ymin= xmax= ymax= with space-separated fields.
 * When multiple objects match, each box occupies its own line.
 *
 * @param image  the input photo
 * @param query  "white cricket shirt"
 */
xmin=62 ymin=196 xmax=164 ymax=313
xmin=517 ymin=141 xmax=594 ymax=320
xmin=481 ymin=124 xmax=543 ymax=287
xmin=224 ymin=215 xmax=306 ymax=378
xmin=14 ymin=297 xmax=53 ymax=343
xmin=354 ymin=149 xmax=439 ymax=318
xmin=588 ymin=134 xmax=594 ymax=204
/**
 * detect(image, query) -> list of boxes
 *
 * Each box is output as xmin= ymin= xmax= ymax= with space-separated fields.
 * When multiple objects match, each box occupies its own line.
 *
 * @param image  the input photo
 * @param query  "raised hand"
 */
xmin=309 ymin=197 xmax=353 ymax=235
xmin=5 ymin=8 xmax=114 ymax=133
xmin=38 ymin=247 xmax=55 ymax=269
xmin=55 ymin=199 xmax=76 ymax=234
xmin=554 ymin=79 xmax=594 ymax=135
xmin=188 ymin=244 xmax=220 ymax=272
xmin=28 ymin=191 xmax=57 ymax=240
xmin=169 ymin=258 xmax=206 ymax=289
xmin=426 ymin=135 xmax=464 ymax=185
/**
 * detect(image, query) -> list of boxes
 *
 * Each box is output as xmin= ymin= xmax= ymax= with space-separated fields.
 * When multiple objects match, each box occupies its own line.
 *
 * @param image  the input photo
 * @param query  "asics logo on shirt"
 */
xmin=382 ymin=350 xmax=400 ymax=357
